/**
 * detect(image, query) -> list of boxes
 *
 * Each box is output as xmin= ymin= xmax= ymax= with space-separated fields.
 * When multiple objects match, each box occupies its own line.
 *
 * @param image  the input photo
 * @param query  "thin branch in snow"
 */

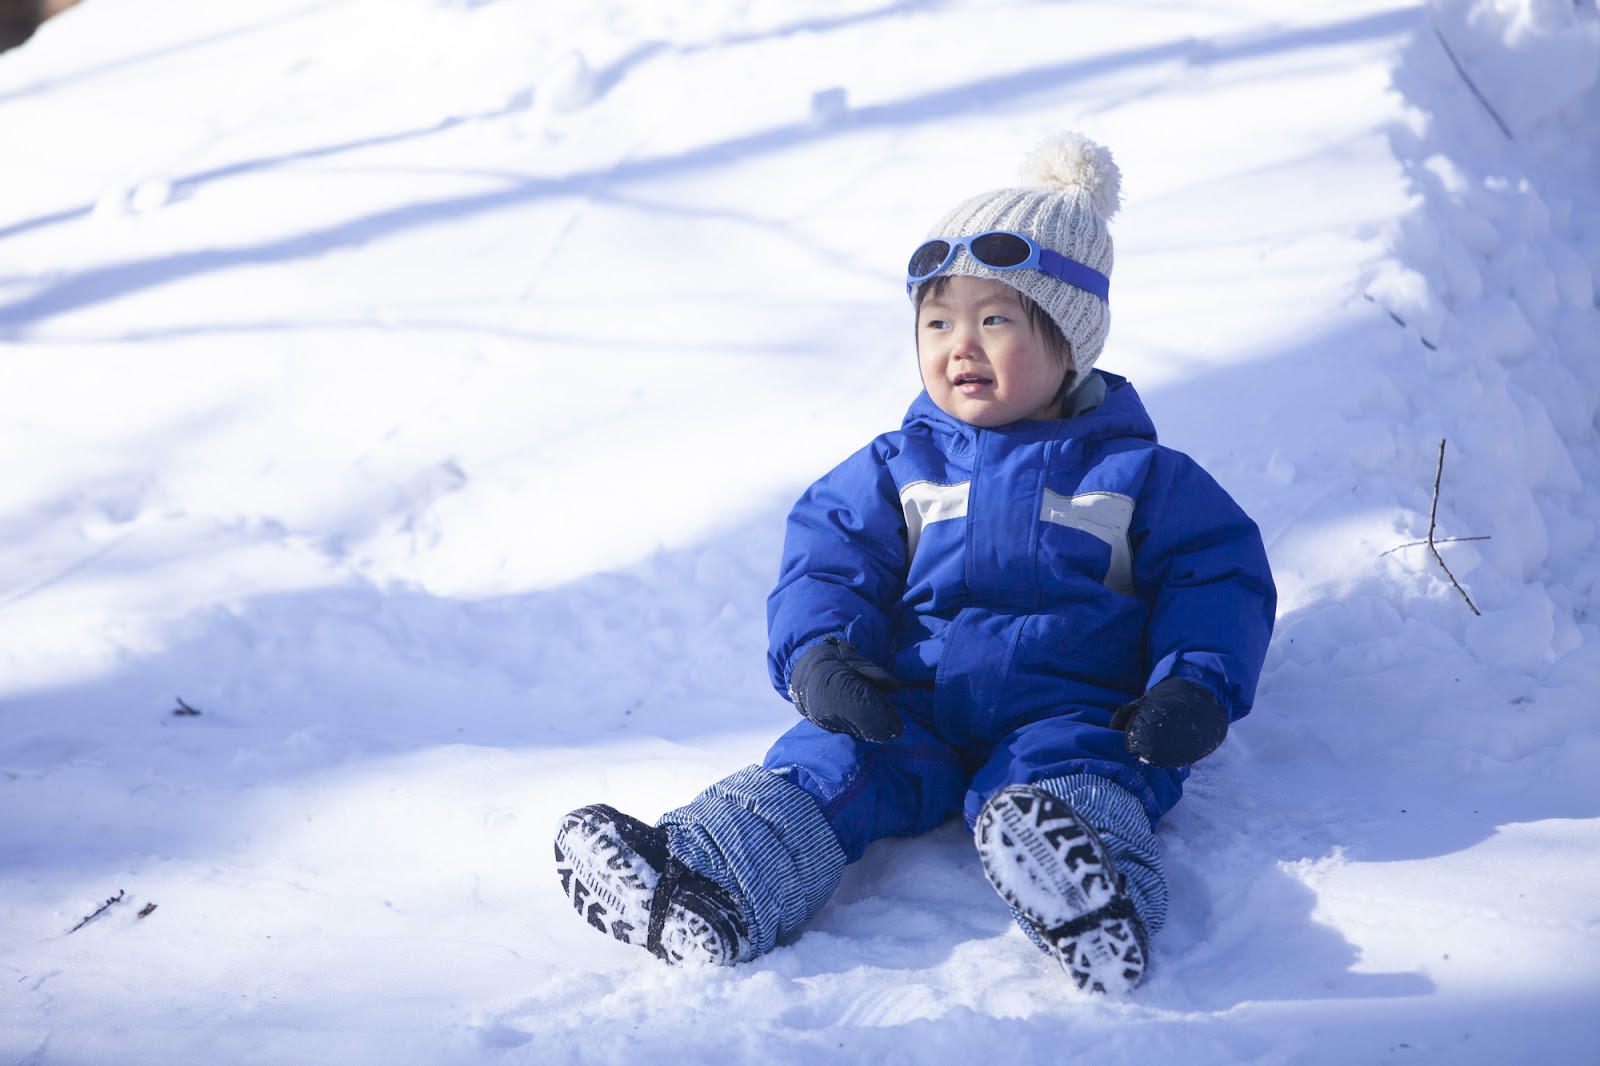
xmin=1382 ymin=439 xmax=1485 ymax=616
xmin=137 ymin=903 xmax=158 ymax=919
xmin=173 ymin=697 xmax=202 ymax=716
xmin=1380 ymin=535 xmax=1491 ymax=557
xmin=1361 ymin=293 xmax=1438 ymax=350
xmin=1427 ymin=439 xmax=1481 ymax=616
xmin=1431 ymin=17 xmax=1514 ymax=139
xmin=67 ymin=890 xmax=125 ymax=933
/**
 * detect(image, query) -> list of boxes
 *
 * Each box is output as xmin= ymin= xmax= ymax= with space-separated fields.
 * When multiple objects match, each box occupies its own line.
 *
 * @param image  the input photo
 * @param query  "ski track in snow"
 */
xmin=1 ymin=1 xmax=1598 ymax=1063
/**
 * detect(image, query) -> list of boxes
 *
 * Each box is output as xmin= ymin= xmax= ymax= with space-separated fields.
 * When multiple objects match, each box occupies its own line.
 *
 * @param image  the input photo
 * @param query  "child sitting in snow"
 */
xmin=553 ymin=131 xmax=1276 ymax=993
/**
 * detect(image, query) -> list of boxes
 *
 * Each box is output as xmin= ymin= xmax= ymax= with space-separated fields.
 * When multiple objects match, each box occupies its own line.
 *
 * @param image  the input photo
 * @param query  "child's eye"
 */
xmin=983 ymin=314 xmax=1009 ymax=326
xmin=923 ymin=318 xmax=949 ymax=331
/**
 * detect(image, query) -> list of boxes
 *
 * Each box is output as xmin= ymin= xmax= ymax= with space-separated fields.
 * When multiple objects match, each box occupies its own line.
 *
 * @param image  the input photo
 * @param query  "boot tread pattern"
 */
xmin=976 ymin=785 xmax=1149 ymax=994
xmin=554 ymin=804 xmax=744 ymax=966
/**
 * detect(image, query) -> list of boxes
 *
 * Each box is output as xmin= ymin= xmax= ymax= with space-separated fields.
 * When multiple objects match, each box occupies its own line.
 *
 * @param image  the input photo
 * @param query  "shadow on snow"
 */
xmin=0 ymin=7 xmax=1421 ymax=333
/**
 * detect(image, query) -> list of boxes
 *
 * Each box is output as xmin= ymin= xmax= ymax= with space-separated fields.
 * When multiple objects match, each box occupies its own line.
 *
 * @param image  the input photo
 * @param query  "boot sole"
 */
xmin=554 ymin=804 xmax=742 ymax=966
xmin=976 ymin=785 xmax=1148 ymax=993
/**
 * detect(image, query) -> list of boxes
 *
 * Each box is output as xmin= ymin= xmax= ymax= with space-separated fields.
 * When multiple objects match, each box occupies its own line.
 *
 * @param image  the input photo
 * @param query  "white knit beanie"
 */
xmin=910 ymin=131 xmax=1122 ymax=382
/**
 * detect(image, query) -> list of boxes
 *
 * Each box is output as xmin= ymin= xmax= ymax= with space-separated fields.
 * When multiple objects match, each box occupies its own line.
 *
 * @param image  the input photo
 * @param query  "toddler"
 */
xmin=553 ymin=131 xmax=1276 ymax=993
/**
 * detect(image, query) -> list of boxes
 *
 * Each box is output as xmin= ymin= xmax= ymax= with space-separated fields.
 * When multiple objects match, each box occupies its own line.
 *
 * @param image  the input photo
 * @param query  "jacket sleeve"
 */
xmin=766 ymin=440 xmax=909 ymax=698
xmin=1129 ymin=451 xmax=1277 ymax=721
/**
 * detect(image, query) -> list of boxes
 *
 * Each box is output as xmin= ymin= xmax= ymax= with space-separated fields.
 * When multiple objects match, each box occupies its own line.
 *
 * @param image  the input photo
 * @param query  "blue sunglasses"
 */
xmin=906 ymin=230 xmax=1109 ymax=302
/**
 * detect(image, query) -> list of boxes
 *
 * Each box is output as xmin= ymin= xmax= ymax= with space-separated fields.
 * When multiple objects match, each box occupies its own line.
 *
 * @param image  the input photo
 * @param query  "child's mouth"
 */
xmin=954 ymin=374 xmax=992 ymax=393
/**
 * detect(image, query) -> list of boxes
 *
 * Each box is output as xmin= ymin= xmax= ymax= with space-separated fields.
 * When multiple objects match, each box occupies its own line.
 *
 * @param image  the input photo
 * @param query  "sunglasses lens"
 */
xmin=908 ymin=240 xmax=952 ymax=280
xmin=969 ymin=232 xmax=1033 ymax=268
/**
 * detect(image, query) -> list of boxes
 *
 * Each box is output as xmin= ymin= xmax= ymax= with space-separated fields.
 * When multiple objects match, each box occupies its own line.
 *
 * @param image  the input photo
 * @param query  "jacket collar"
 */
xmin=902 ymin=369 xmax=1158 ymax=445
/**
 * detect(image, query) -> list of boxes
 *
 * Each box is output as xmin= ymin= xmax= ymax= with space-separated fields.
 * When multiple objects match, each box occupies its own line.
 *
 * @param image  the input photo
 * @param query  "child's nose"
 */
xmin=950 ymin=324 xmax=982 ymax=357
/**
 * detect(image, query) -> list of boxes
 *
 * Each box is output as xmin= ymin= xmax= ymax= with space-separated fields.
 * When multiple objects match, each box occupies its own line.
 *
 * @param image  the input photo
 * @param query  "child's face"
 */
xmin=917 ymin=276 xmax=1068 ymax=427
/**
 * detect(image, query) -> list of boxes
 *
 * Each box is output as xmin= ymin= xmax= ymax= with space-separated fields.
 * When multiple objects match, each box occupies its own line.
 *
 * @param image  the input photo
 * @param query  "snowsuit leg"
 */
xmin=658 ymin=712 xmax=967 ymax=960
xmin=658 ymin=712 xmax=1167 ymax=960
xmin=657 ymin=765 xmax=846 ymax=959
xmin=761 ymin=712 xmax=969 ymax=863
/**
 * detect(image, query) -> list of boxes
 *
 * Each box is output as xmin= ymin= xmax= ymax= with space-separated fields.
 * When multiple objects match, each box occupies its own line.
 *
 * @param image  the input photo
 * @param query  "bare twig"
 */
xmin=1380 ymin=534 xmax=1492 ymax=557
xmin=137 ymin=903 xmax=158 ymax=919
xmin=173 ymin=697 xmax=202 ymax=716
xmin=67 ymin=890 xmax=125 ymax=933
xmin=1428 ymin=439 xmax=1481 ymax=616
xmin=1362 ymin=293 xmax=1439 ymax=350
xmin=1432 ymin=18 xmax=1513 ymax=139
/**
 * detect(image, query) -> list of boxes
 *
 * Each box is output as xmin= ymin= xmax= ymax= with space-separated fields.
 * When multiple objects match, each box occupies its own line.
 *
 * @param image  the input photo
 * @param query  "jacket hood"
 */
xmin=902 ymin=369 xmax=1157 ymax=449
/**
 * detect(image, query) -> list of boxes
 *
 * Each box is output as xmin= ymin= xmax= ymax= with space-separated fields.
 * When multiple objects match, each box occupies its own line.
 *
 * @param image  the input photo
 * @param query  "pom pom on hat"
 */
xmin=1019 ymin=131 xmax=1122 ymax=221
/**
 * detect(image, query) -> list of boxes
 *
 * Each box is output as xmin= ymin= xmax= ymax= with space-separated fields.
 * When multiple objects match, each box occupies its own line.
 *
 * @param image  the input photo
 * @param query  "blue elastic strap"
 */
xmin=1039 ymin=249 xmax=1110 ymax=301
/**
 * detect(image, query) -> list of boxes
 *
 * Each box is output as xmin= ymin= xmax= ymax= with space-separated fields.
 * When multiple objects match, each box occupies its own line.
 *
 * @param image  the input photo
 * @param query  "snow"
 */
xmin=1 ymin=0 xmax=1598 ymax=1061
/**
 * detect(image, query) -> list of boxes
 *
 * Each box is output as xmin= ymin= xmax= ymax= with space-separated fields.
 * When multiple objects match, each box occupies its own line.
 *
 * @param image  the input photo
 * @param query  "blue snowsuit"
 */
xmin=661 ymin=371 xmax=1276 ymax=956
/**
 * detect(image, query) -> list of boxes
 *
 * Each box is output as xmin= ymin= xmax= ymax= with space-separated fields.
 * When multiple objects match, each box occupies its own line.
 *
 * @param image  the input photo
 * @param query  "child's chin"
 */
xmin=942 ymin=402 xmax=1011 ymax=428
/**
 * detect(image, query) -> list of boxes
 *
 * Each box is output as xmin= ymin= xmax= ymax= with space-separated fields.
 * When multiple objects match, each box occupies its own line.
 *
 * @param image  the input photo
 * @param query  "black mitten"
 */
xmin=1110 ymin=676 xmax=1229 ymax=768
xmin=788 ymin=637 xmax=903 ymax=743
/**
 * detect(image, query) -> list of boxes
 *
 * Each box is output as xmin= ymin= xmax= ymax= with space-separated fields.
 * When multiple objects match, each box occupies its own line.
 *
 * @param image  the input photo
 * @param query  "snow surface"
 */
xmin=2 ymin=0 xmax=1598 ymax=1062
